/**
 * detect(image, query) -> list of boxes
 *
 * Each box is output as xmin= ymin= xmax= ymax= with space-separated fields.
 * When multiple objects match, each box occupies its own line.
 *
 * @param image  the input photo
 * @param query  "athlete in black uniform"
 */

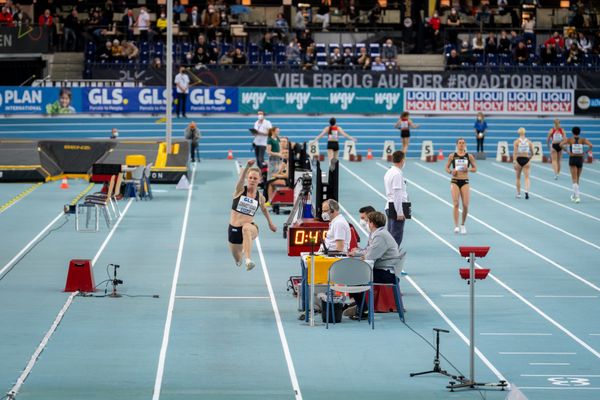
xmin=229 ymin=160 xmax=277 ymax=270
xmin=445 ymin=138 xmax=477 ymax=234
xmin=561 ymin=127 xmax=593 ymax=203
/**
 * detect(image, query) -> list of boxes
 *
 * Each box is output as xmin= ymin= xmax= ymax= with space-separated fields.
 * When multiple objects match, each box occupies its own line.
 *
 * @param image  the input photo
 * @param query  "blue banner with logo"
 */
xmin=238 ymin=88 xmax=404 ymax=114
xmin=0 ymin=86 xmax=238 ymax=114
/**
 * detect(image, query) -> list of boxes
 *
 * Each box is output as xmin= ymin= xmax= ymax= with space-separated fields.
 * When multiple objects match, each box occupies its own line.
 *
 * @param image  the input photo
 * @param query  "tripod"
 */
xmin=410 ymin=328 xmax=460 ymax=379
xmin=108 ymin=264 xmax=123 ymax=298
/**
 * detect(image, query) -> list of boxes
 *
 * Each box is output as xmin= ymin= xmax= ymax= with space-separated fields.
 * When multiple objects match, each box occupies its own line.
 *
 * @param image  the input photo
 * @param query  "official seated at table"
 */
xmin=321 ymin=199 xmax=351 ymax=253
xmin=344 ymin=211 xmax=400 ymax=319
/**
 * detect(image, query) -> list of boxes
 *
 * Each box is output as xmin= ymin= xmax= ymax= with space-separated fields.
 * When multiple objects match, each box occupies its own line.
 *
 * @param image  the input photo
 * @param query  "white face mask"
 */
xmin=258 ymin=114 xmax=264 ymax=120
xmin=359 ymin=219 xmax=368 ymax=230
xmin=321 ymin=212 xmax=331 ymax=221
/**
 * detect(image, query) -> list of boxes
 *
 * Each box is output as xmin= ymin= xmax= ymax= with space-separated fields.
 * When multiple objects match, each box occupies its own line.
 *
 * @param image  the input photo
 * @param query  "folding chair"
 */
xmin=77 ymin=175 xmax=117 ymax=231
xmin=325 ymin=258 xmax=374 ymax=329
xmin=373 ymin=250 xmax=406 ymax=322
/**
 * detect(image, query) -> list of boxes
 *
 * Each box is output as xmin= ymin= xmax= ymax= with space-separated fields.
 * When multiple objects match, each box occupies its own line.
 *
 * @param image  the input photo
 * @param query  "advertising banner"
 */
xmin=0 ymin=27 xmax=49 ymax=54
xmin=403 ymin=88 xmax=574 ymax=115
xmin=574 ymin=90 xmax=600 ymax=115
xmin=238 ymin=88 xmax=403 ymax=114
xmin=0 ymin=87 xmax=238 ymax=114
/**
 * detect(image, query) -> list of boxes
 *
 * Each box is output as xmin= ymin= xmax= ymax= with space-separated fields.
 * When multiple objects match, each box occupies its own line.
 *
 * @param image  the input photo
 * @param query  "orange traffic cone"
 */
xmin=367 ymin=149 xmax=373 ymax=160
xmin=227 ymin=150 xmax=233 ymax=160
xmin=60 ymin=177 xmax=69 ymax=189
xmin=437 ymin=149 xmax=444 ymax=161
xmin=587 ymin=151 xmax=594 ymax=164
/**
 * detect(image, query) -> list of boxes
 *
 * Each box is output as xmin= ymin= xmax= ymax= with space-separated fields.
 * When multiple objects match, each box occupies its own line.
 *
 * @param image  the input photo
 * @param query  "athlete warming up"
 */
xmin=394 ymin=111 xmax=419 ymax=154
xmin=228 ymin=160 xmax=277 ymax=270
xmin=445 ymin=138 xmax=477 ymax=234
xmin=513 ymin=127 xmax=534 ymax=199
xmin=561 ymin=126 xmax=593 ymax=203
xmin=546 ymin=118 xmax=566 ymax=179
xmin=314 ymin=117 xmax=356 ymax=162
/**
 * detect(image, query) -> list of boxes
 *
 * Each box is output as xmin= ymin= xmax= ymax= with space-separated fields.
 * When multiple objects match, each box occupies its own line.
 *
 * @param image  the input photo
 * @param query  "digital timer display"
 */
xmin=287 ymin=226 xmax=329 ymax=256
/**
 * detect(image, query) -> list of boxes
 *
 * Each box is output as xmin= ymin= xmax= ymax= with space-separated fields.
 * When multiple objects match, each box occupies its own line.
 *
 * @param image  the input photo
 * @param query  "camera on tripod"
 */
xmin=300 ymin=173 xmax=312 ymax=195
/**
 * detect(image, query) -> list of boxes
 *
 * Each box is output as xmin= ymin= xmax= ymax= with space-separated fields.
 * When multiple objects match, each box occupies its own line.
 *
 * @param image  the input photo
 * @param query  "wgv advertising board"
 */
xmin=238 ymin=88 xmax=403 ymax=114
xmin=404 ymin=88 xmax=574 ymax=115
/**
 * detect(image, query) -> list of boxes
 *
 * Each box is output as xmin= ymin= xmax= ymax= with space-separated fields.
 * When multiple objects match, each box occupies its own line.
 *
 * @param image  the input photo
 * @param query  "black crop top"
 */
xmin=232 ymin=186 xmax=260 ymax=216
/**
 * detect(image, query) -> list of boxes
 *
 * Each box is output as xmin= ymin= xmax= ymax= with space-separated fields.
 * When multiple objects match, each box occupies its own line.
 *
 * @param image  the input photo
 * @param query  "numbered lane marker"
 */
xmin=382 ymin=140 xmax=395 ymax=160
xmin=532 ymin=141 xmax=543 ymax=162
xmin=308 ymin=140 xmax=320 ymax=159
xmin=496 ymin=141 xmax=509 ymax=162
xmin=343 ymin=140 xmax=357 ymax=161
xmin=420 ymin=140 xmax=433 ymax=161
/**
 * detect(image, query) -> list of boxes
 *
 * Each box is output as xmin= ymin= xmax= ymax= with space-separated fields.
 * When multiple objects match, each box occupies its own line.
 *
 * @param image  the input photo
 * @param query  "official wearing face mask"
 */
xmin=321 ymin=199 xmax=351 ymax=253
xmin=349 ymin=205 xmax=375 ymax=257
xmin=252 ymin=110 xmax=271 ymax=168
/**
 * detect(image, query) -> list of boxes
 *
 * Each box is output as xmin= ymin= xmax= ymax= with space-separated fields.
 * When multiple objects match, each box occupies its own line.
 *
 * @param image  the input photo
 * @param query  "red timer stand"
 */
xmin=447 ymin=246 xmax=507 ymax=392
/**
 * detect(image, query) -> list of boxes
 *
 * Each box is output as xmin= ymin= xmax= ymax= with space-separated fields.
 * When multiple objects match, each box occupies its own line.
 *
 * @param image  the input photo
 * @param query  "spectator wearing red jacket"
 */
xmin=544 ymin=31 xmax=564 ymax=50
xmin=0 ymin=7 xmax=14 ymax=27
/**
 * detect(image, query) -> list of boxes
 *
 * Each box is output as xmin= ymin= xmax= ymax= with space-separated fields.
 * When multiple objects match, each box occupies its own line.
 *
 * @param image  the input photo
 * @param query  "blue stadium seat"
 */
xmin=369 ymin=43 xmax=380 ymax=57
xmin=487 ymin=53 xmax=497 ymax=66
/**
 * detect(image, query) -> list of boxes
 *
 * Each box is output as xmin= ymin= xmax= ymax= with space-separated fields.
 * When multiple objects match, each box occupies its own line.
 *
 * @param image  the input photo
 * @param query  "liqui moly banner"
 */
xmin=404 ymin=89 xmax=573 ymax=115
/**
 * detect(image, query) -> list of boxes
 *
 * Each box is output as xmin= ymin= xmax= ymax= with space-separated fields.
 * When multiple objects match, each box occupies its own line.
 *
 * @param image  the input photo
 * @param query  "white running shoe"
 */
xmin=516 ymin=193 xmax=522 ymax=199
xmin=460 ymin=225 xmax=467 ymax=234
xmin=454 ymin=226 xmax=460 ymax=234
xmin=575 ymin=196 xmax=581 ymax=204
xmin=246 ymin=259 xmax=256 ymax=271
xmin=570 ymin=194 xmax=576 ymax=202
xmin=554 ymin=175 xmax=559 ymax=180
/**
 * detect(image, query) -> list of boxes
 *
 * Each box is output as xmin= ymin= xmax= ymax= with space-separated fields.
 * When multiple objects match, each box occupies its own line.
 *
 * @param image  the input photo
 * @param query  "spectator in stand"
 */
xmin=187 ymin=6 xmax=201 ymax=42
xmin=355 ymin=46 xmax=371 ymax=70
xmin=208 ymin=46 xmax=220 ymax=65
xmin=447 ymin=48 xmax=462 ymax=69
xmin=578 ymin=32 xmax=592 ymax=53
xmin=38 ymin=9 xmax=53 ymax=48
xmin=273 ymin=13 xmax=289 ymax=40
xmin=567 ymin=43 xmax=581 ymax=65
xmin=498 ymin=30 xmax=511 ymax=53
xmin=203 ymin=2 xmax=220 ymax=41
xmin=522 ymin=16 xmax=536 ymax=48
xmin=85 ymin=9 xmax=102 ymax=41
xmin=155 ymin=11 xmax=168 ymax=39
xmin=497 ymin=0 xmax=519 ymax=27
xmin=570 ymin=8 xmax=585 ymax=30
xmin=121 ymin=8 xmax=135 ymax=40
xmin=285 ymin=39 xmax=301 ymax=65
xmin=371 ymin=56 xmax=386 ymax=71
xmin=111 ymin=39 xmax=122 ymax=60
xmin=121 ymin=40 xmax=139 ymax=60
xmin=514 ymin=41 xmax=528 ymax=64
xmin=509 ymin=30 xmax=522 ymax=50
xmin=258 ymin=31 xmax=274 ymax=53
xmin=342 ymin=47 xmax=354 ymax=68
xmin=63 ymin=8 xmax=81 ymax=51
xmin=196 ymin=34 xmax=210 ymax=53
xmin=328 ymin=47 xmax=344 ymax=69
xmin=97 ymin=40 xmax=113 ymax=62
xmin=0 ymin=6 xmax=14 ymax=26
xmin=13 ymin=3 xmax=31 ymax=28
xmin=445 ymin=8 xmax=461 ymax=46
xmin=472 ymin=32 xmax=484 ymax=55
xmin=298 ymin=30 xmax=314 ymax=55
xmin=218 ymin=9 xmax=230 ymax=42
xmin=545 ymin=31 xmax=564 ymax=50
xmin=428 ymin=10 xmax=441 ymax=51
xmin=475 ymin=4 xmax=491 ymax=26
xmin=294 ymin=8 xmax=306 ymax=37
xmin=565 ymin=31 xmax=578 ymax=50
xmin=232 ymin=47 xmax=247 ymax=68
xmin=303 ymin=44 xmax=316 ymax=70
xmin=541 ymin=42 xmax=557 ymax=65
xmin=315 ymin=0 xmax=330 ymax=32
xmin=592 ymin=31 xmax=600 ymax=54
xmin=173 ymin=0 xmax=185 ymax=23
xmin=136 ymin=6 xmax=152 ymax=42
xmin=152 ymin=57 xmax=163 ymax=69
xmin=485 ymin=32 xmax=497 ymax=54
xmin=193 ymin=46 xmax=211 ymax=67
xmin=381 ymin=38 xmax=398 ymax=69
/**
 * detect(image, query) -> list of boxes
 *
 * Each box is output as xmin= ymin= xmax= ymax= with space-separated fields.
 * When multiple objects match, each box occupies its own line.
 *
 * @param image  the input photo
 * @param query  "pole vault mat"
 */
xmin=0 ymin=139 xmax=189 ymax=183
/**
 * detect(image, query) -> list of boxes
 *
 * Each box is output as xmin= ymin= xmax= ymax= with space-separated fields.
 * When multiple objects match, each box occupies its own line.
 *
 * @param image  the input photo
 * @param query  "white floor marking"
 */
xmin=377 ymin=163 xmax=600 ymax=293
xmin=152 ymin=165 xmax=196 ymax=400
xmin=517 ymin=387 xmax=600 ymax=390
xmin=175 ymin=296 xmax=270 ymax=300
xmin=500 ymin=352 xmax=576 ymax=355
xmin=342 ymin=163 xmax=600 ymax=362
xmin=416 ymin=163 xmax=600 ymax=251
xmin=481 ymin=333 xmax=552 ymax=336
xmin=0 ymin=212 xmax=64 ymax=279
xmin=441 ymin=294 xmax=504 ymax=298
xmin=521 ymin=374 xmax=600 ymax=377
xmin=493 ymin=162 xmax=600 ymax=201
xmin=535 ymin=295 xmax=598 ymax=298
xmin=8 ymin=199 xmax=134 ymax=398
xmin=337 ymin=202 xmax=508 ymax=384
xmin=529 ymin=363 xmax=570 ymax=365
xmin=473 ymin=170 xmax=600 ymax=223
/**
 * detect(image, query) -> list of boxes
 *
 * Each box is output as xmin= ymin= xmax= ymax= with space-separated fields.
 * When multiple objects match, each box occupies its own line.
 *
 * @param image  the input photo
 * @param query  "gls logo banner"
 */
xmin=189 ymin=88 xmax=238 ymax=112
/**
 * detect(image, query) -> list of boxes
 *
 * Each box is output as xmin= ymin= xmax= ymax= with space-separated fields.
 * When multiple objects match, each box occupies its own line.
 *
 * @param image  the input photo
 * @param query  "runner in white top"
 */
xmin=512 ymin=127 xmax=534 ymax=199
xmin=546 ymin=118 xmax=566 ymax=179
xmin=321 ymin=199 xmax=351 ymax=253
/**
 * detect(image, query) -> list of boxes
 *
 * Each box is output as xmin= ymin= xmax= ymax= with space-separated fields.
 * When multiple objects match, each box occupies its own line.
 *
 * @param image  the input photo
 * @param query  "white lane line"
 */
xmin=0 ymin=212 xmax=64 ymax=279
xmin=152 ymin=165 xmax=196 ymax=400
xmin=234 ymin=162 xmax=302 ymax=400
xmin=416 ymin=163 xmax=600 ymax=251
xmin=175 ymin=296 xmax=270 ymax=300
xmin=500 ymin=352 xmax=576 ymax=355
xmin=8 ymin=199 xmax=134 ymax=398
xmin=590 ymin=334 xmax=600 ymax=336
xmin=378 ymin=163 xmax=600 ymax=293
xmin=441 ymin=294 xmax=504 ymax=298
xmin=521 ymin=374 xmax=600 ymax=377
xmin=475 ymin=170 xmax=600 ymax=223
xmin=337 ymin=202 xmax=508 ymax=383
xmin=529 ymin=363 xmax=571 ymax=366
xmin=493 ymin=162 xmax=600 ymax=201
xmin=535 ymin=163 xmax=600 ymax=186
xmin=481 ymin=333 xmax=553 ymax=336
xmin=518 ymin=387 xmax=600 ymax=390
xmin=343 ymin=163 xmax=600 ymax=361
xmin=535 ymin=295 xmax=598 ymax=298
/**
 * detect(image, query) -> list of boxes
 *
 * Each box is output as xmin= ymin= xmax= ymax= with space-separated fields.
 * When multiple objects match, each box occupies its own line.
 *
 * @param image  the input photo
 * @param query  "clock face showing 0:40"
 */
xmin=291 ymin=228 xmax=327 ymax=245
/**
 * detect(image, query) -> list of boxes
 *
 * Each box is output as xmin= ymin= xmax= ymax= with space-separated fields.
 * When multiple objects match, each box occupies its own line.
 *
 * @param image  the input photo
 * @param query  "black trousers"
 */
xmin=176 ymin=93 xmax=187 ymax=117
xmin=254 ymin=145 xmax=266 ymax=168
xmin=476 ymin=134 xmax=485 ymax=153
xmin=386 ymin=209 xmax=405 ymax=247
xmin=190 ymin=141 xmax=199 ymax=161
